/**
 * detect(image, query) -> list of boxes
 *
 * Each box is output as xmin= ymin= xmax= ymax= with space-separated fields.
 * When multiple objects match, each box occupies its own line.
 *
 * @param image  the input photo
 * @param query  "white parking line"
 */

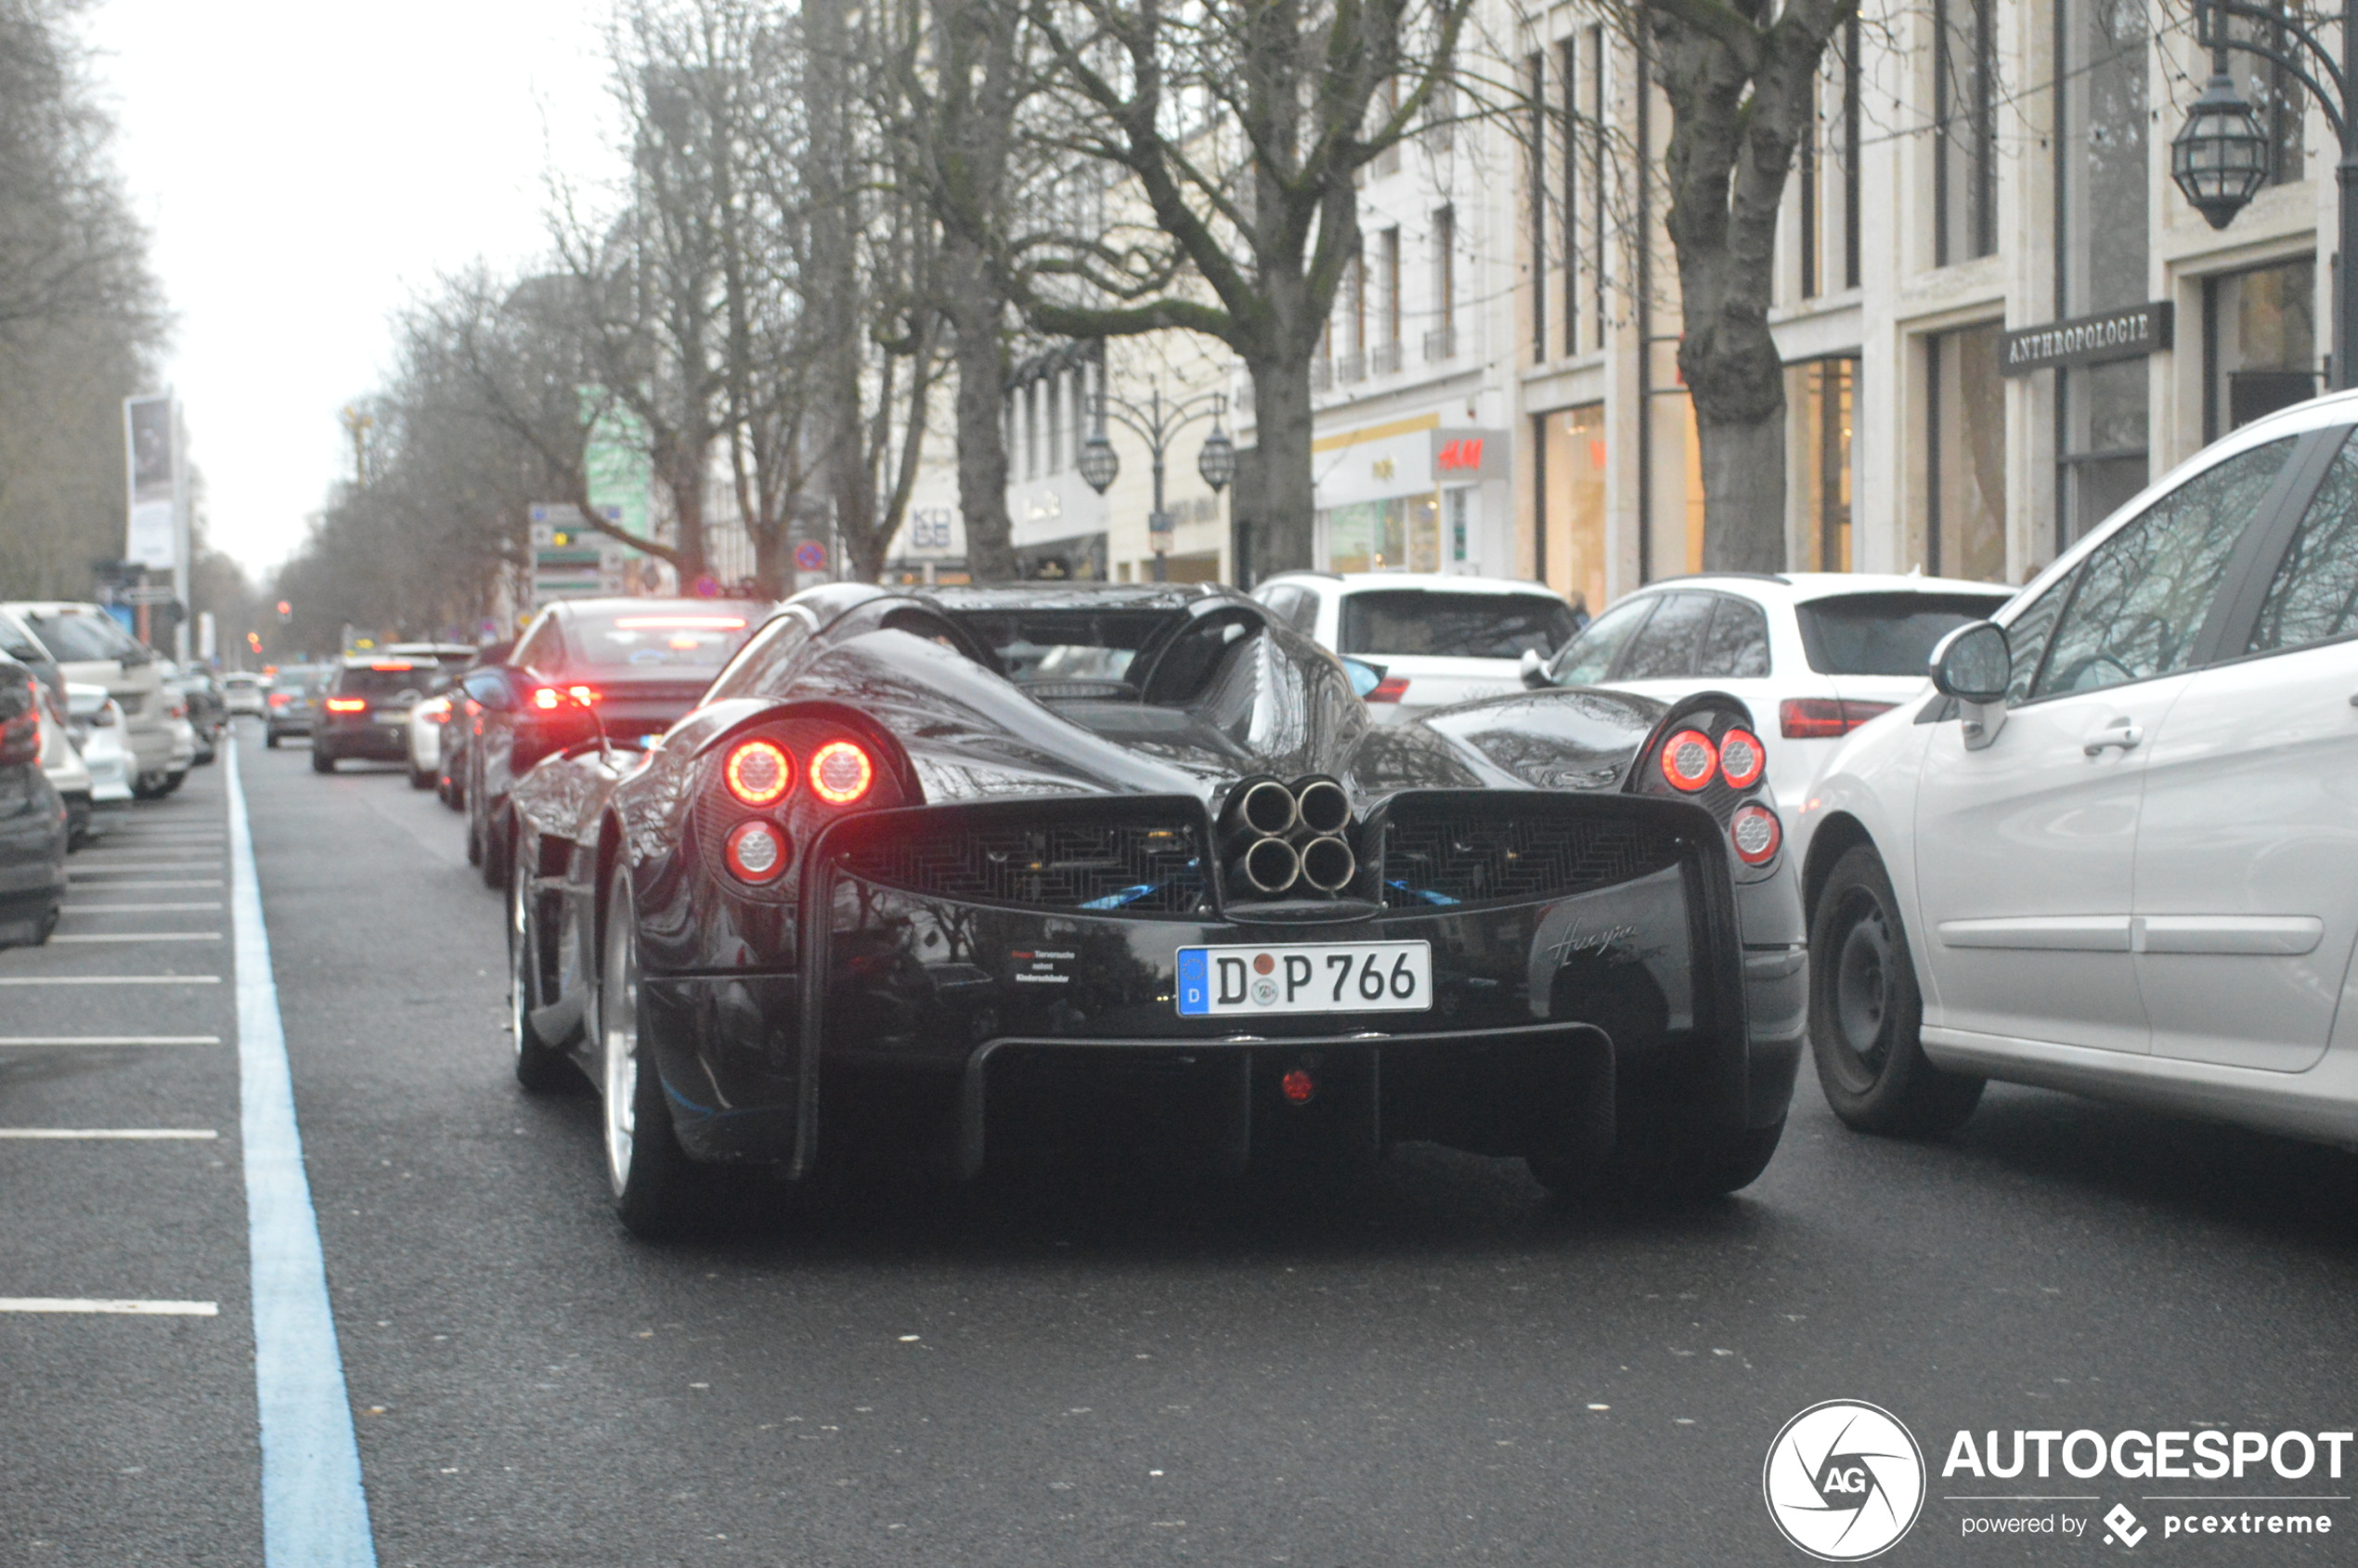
xmin=0 ymin=1129 xmax=218 ymax=1139
xmin=60 ymin=879 xmax=226 ymax=890
xmin=0 ymin=976 xmax=221 ymax=986
xmin=0 ymin=1298 xmax=220 ymax=1315
xmin=71 ymin=862 xmax=227 ymax=873
xmin=0 ymin=1036 xmax=221 ymax=1047
xmin=61 ymin=902 xmax=226 ymax=913
xmin=49 ymin=933 xmax=225 ymax=943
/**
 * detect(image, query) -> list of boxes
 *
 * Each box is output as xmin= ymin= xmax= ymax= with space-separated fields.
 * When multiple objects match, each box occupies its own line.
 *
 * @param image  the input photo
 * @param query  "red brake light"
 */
xmin=1366 ymin=676 xmax=1411 ymax=704
xmin=808 ymin=740 xmax=875 ymax=806
xmin=369 ymin=662 xmax=416 ymax=672
xmin=724 ymin=739 xmax=793 ymax=807
xmin=531 ymin=687 xmax=562 ymax=710
xmin=267 ymin=693 xmax=291 ymax=707
xmin=723 ymin=819 xmax=790 ymax=884
xmin=1779 ymin=698 xmax=1897 ymax=740
xmin=1717 ymin=728 xmax=1766 ymax=790
xmin=1730 ymin=803 xmax=1782 ymax=865
xmin=567 ymin=685 xmax=599 ymax=705
xmin=324 ymin=697 xmax=368 ymax=713
xmin=1659 ymin=728 xmax=1717 ymax=791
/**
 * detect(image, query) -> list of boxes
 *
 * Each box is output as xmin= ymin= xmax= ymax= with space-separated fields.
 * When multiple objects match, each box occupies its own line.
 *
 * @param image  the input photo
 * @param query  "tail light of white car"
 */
xmin=1365 ymin=675 xmax=1411 ymax=704
xmin=1778 ymin=697 xmax=1897 ymax=740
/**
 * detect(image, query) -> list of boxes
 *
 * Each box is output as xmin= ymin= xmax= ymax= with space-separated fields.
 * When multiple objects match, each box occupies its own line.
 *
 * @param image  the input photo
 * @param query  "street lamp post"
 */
xmin=1077 ymin=383 xmax=1237 ymax=582
xmin=2170 ymin=0 xmax=2358 ymax=390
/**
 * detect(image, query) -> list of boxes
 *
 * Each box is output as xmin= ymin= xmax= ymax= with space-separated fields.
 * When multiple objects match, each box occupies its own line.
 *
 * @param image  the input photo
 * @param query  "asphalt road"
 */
xmin=6 ymin=721 xmax=2358 ymax=1565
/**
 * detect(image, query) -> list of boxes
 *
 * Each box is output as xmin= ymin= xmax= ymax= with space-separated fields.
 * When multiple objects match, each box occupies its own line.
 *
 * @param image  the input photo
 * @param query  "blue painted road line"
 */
xmin=227 ymin=737 xmax=379 ymax=1568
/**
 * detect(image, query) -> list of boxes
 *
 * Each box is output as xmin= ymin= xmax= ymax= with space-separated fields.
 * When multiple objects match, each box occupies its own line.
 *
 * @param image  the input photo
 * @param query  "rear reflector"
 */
xmin=1717 ymin=728 xmax=1766 ymax=790
xmin=1365 ymin=677 xmax=1411 ymax=704
xmin=1280 ymin=1069 xmax=1317 ymax=1105
xmin=323 ymin=697 xmax=368 ymax=713
xmin=1659 ymin=729 xmax=1717 ymax=791
xmin=1730 ymin=803 xmax=1782 ymax=865
xmin=723 ymin=820 xmax=789 ymax=884
xmin=808 ymin=740 xmax=875 ymax=806
xmin=1779 ymin=697 xmax=1898 ymax=740
xmin=724 ymin=739 xmax=793 ymax=807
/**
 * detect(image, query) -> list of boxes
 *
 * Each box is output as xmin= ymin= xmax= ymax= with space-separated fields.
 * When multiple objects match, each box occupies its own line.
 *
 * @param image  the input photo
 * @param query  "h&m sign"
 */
xmin=2001 ymin=303 xmax=2173 ymax=376
xmin=1431 ymin=427 xmax=1508 ymax=481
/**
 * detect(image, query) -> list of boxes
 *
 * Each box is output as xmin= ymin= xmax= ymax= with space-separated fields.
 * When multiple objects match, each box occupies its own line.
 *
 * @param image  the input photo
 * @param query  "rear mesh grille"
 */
xmin=838 ymin=821 xmax=1210 ymax=914
xmin=1380 ymin=810 xmax=1680 ymax=909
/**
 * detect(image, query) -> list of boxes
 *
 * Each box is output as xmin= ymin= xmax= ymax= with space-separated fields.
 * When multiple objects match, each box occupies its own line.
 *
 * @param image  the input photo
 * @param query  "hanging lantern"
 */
xmin=1196 ymin=427 xmax=1237 ymax=492
xmin=1078 ymin=429 xmax=1120 ymax=493
xmin=2171 ymin=72 xmax=2273 ymax=231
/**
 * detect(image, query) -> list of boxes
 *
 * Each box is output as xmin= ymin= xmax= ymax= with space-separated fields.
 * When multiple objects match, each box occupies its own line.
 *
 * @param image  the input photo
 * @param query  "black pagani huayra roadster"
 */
xmin=503 ymin=582 xmax=1807 ymax=1236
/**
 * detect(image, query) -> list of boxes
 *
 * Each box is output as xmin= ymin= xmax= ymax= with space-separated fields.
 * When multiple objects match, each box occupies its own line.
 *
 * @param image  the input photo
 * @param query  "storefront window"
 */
xmin=2054 ymin=0 xmax=2149 ymax=548
xmin=1794 ymin=358 xmax=1856 ymax=571
xmin=2205 ymin=258 xmax=2317 ymax=439
xmin=1322 ymin=497 xmax=1440 ymax=573
xmin=1539 ymin=403 xmax=1608 ymax=616
xmin=1928 ymin=323 xmax=2006 ymax=581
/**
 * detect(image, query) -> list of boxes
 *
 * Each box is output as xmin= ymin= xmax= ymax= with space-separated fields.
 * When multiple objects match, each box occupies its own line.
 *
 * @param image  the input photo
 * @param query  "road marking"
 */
xmin=0 ymin=1298 xmax=220 ymax=1315
xmin=61 ymin=902 xmax=226 ymax=913
xmin=0 ymin=976 xmax=221 ymax=985
xmin=49 ymin=928 xmax=225 ymax=942
xmin=0 ymin=1128 xmax=218 ymax=1139
xmin=0 ymin=1036 xmax=221 ymax=1047
xmin=59 ymin=879 xmax=226 ymax=890
xmin=227 ymin=737 xmax=379 ymax=1568
xmin=71 ymin=862 xmax=227 ymax=873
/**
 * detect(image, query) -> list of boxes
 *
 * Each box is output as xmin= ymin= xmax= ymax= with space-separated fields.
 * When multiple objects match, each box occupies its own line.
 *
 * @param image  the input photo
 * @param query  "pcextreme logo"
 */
xmin=1764 ymin=1400 xmax=1928 ymax=1562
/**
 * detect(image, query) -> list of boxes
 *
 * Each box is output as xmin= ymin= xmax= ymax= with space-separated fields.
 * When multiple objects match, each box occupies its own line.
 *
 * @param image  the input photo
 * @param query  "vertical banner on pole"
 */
xmin=124 ymin=394 xmax=177 ymax=573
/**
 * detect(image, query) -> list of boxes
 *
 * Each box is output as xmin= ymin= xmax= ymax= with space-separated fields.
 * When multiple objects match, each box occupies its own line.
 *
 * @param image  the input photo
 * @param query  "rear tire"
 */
xmin=480 ymin=809 xmax=511 ymax=890
xmin=597 ymin=864 xmax=704 ymax=1238
xmin=1807 ymin=844 xmax=1985 ymax=1136
xmin=311 ymin=747 xmax=335 ymax=774
xmin=408 ymin=762 xmax=435 ymax=789
xmin=265 ymin=730 xmax=280 ymax=749
xmin=1529 ymin=1110 xmax=1784 ymax=1203
xmin=510 ymin=847 xmax=572 ymax=1093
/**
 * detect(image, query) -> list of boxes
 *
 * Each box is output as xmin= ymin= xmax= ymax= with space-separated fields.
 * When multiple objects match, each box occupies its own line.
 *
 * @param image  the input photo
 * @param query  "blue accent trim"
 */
xmin=228 ymin=739 xmax=379 ymax=1568
xmin=1386 ymin=879 xmax=1461 ymax=907
xmin=1079 ymin=883 xmax=1160 ymax=910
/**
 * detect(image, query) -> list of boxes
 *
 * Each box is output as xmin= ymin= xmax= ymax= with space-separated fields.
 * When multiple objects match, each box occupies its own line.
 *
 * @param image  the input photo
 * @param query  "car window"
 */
xmin=333 ymin=664 xmax=436 ymax=698
xmin=1795 ymin=591 xmax=2015 ymax=676
xmin=19 ymin=607 xmax=146 ymax=665
xmin=1548 ymin=594 xmax=1658 ymax=684
xmin=510 ymin=615 xmax=561 ymax=671
xmin=566 ymin=609 xmax=754 ymax=671
xmin=952 ymin=609 xmax=1174 ymax=684
xmin=1337 ymin=590 xmax=1575 ymax=659
xmin=2031 ymin=436 xmax=2296 ymax=698
xmin=1696 ymin=595 xmax=1772 ymax=678
xmin=0 ymin=612 xmax=47 ymax=666
xmin=1614 ymin=591 xmax=1714 ymax=680
xmin=2248 ymin=429 xmax=2358 ymax=654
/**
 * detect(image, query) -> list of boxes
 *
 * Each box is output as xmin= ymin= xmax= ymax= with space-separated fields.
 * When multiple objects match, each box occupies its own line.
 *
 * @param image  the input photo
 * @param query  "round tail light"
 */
xmin=1717 ymin=728 xmax=1766 ymax=790
xmin=809 ymin=740 xmax=875 ymax=806
xmin=1730 ymin=803 xmax=1782 ymax=865
xmin=1280 ymin=1069 xmax=1317 ymax=1105
xmin=724 ymin=739 xmax=793 ymax=806
xmin=724 ymin=819 xmax=790 ymax=883
xmin=1659 ymin=729 xmax=1717 ymax=792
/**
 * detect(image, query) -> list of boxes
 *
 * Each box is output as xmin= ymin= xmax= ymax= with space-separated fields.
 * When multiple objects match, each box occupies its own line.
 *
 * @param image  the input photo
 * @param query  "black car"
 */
xmin=464 ymin=602 xmax=758 ymax=887
xmin=0 ymin=659 xmax=68 ymax=949
xmin=264 ymin=664 xmax=330 ymax=746
xmin=435 ymin=641 xmax=511 ymax=811
xmin=502 ymin=583 xmax=1807 ymax=1238
xmin=311 ymin=657 xmax=441 ymax=772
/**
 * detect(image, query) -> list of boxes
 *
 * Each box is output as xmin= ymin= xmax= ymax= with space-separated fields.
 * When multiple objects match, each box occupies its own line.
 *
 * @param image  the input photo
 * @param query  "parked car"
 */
xmin=503 ymin=582 xmax=1803 ymax=1237
xmin=0 ymin=607 xmax=65 ymax=706
xmin=157 ymin=661 xmax=218 ymax=768
xmin=0 ymin=659 xmax=68 ymax=949
xmin=381 ymin=641 xmax=478 ymax=672
xmin=65 ymin=684 xmax=134 ymax=807
xmin=311 ymin=657 xmax=441 ymax=772
xmin=1803 ymin=391 xmax=2358 ymax=1150
xmin=33 ymin=681 xmax=92 ymax=848
xmin=1 ymin=602 xmax=177 ymax=795
xmin=265 ymin=664 xmax=330 ymax=747
xmin=1251 ymin=572 xmax=1583 ymax=719
xmin=407 ymin=688 xmax=454 ymax=789
xmin=436 ymin=641 xmax=511 ymax=811
xmin=221 ymin=672 xmax=267 ymax=718
xmin=464 ymin=603 xmax=758 ymax=888
xmin=1525 ymin=573 xmax=2017 ymax=866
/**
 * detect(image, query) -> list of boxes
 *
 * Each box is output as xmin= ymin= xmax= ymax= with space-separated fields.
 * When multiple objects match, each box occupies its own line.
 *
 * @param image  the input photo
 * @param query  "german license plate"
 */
xmin=1175 ymin=940 xmax=1432 ymax=1017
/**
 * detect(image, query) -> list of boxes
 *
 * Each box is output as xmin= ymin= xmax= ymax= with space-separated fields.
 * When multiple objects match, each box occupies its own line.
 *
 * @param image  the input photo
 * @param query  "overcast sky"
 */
xmin=84 ymin=0 xmax=623 ymax=578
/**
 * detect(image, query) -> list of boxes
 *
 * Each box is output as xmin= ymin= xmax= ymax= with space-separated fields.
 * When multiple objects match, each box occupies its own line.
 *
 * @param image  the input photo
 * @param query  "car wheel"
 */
xmin=465 ymin=790 xmax=485 ymax=866
xmin=1808 ymin=844 xmax=1985 ymax=1136
xmin=1529 ymin=1108 xmax=1784 ymax=1203
xmin=481 ymin=809 xmax=512 ymax=890
xmin=131 ymin=770 xmax=169 ymax=799
xmin=266 ymin=729 xmax=280 ymax=748
xmin=311 ymin=747 xmax=336 ymax=774
xmin=510 ymin=845 xmax=572 ymax=1093
xmin=597 ymin=863 xmax=701 ymax=1238
xmin=408 ymin=761 xmax=435 ymax=790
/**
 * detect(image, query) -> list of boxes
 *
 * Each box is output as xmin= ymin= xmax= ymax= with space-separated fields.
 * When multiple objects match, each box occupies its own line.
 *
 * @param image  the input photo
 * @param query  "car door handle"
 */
xmin=2084 ymin=724 xmax=2144 ymax=756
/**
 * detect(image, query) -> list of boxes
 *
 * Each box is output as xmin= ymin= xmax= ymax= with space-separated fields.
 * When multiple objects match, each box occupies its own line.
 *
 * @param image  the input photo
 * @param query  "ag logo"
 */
xmin=1763 ymin=1400 xmax=1925 ymax=1561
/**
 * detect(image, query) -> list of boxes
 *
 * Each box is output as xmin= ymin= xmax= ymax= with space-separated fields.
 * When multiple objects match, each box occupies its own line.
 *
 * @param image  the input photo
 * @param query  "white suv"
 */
xmin=1 ymin=602 xmax=178 ymax=795
xmin=1252 ymin=572 xmax=1582 ymax=719
xmin=1805 ymin=391 xmax=2358 ymax=1149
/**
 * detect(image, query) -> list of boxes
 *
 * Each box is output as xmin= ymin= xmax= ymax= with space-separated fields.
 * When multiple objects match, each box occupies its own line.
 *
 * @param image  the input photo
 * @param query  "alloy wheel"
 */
xmin=601 ymin=885 xmax=641 ymax=1197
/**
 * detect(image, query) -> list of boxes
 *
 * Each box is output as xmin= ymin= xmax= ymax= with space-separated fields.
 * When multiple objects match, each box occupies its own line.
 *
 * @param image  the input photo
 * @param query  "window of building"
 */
xmin=1927 ymin=322 xmax=2006 ymax=581
xmin=1430 ymin=206 xmax=1456 ymax=362
xmin=1045 ymin=375 xmax=1062 ymax=473
xmin=1528 ymin=50 xmax=1547 ymax=362
xmin=2223 ymin=3 xmax=2306 ymax=187
xmin=1935 ymin=0 xmax=1998 ymax=265
xmin=1320 ymin=496 xmax=1439 ymax=572
xmin=1801 ymin=19 xmax=1863 ymax=297
xmin=1537 ymin=403 xmax=1609 ymax=616
xmin=1380 ymin=227 xmax=1403 ymax=369
xmin=1559 ymin=35 xmax=1578 ymax=356
xmin=1588 ymin=26 xmax=1609 ymax=348
xmin=2204 ymin=258 xmax=2317 ymax=440
xmin=1793 ymin=357 xmax=1856 ymax=570
xmin=2054 ymin=0 xmax=2150 ymax=548
xmin=1024 ymin=381 xmax=1040 ymax=480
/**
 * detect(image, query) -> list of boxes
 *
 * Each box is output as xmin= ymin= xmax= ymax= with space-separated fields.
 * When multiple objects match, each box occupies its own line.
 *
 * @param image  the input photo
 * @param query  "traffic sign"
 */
xmin=795 ymin=540 xmax=828 ymax=572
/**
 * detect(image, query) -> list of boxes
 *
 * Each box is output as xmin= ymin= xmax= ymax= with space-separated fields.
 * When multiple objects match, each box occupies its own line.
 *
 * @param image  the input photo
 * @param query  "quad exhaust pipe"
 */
xmin=1220 ymin=775 xmax=1356 ymax=897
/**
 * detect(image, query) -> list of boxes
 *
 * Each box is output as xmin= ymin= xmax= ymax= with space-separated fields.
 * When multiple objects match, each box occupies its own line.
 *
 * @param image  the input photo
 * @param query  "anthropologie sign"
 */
xmin=2001 ymin=303 xmax=2173 ymax=376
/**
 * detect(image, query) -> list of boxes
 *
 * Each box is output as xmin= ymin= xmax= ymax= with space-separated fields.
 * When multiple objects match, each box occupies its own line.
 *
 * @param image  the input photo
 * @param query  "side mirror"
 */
xmin=1929 ymin=621 xmax=2010 ymax=748
xmin=463 ymin=669 xmax=515 ymax=711
xmin=1519 ymin=648 xmax=1550 ymax=690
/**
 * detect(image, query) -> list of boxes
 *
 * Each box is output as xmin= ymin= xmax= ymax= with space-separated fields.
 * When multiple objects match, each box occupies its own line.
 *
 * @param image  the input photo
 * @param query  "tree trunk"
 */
xmin=945 ymin=233 xmax=1016 ymax=580
xmin=666 ymin=446 xmax=709 ymax=588
xmin=1694 ymin=411 xmax=1786 ymax=571
xmin=1244 ymin=355 xmax=1315 ymax=582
